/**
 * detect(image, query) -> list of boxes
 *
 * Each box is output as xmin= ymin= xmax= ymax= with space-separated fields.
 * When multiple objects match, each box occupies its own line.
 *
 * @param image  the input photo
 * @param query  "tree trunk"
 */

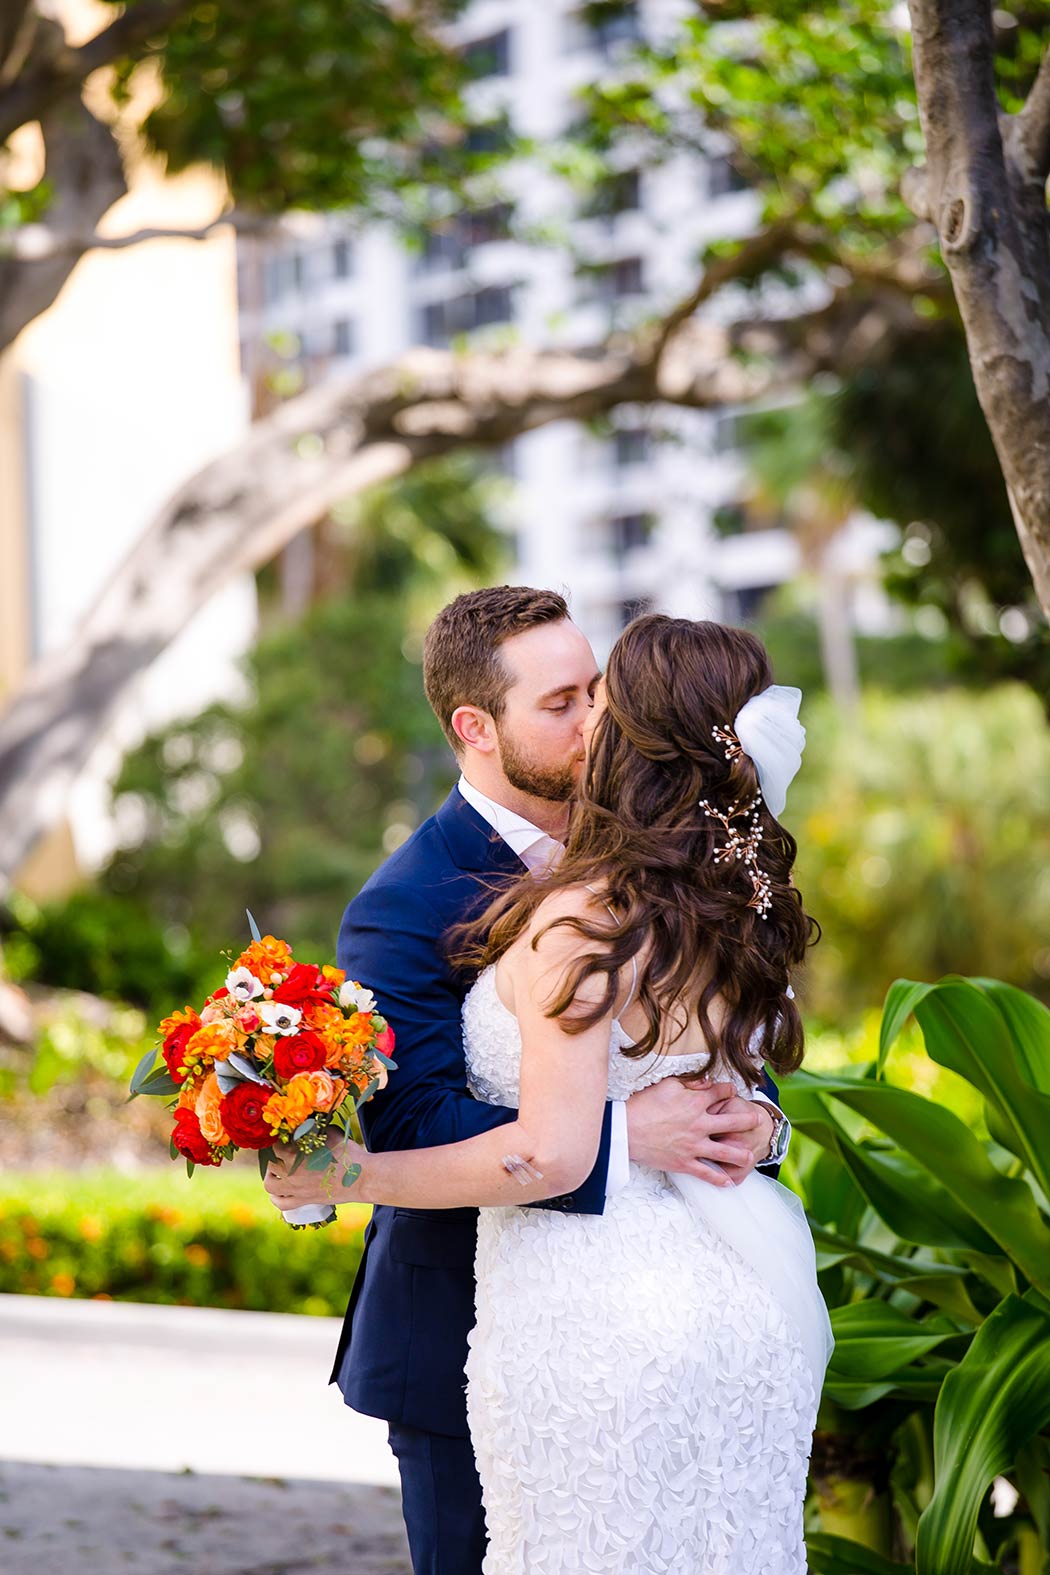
xmin=907 ymin=0 xmax=1050 ymax=619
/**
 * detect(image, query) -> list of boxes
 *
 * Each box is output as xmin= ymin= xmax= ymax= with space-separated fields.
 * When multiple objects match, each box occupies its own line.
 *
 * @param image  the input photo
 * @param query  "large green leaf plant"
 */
xmin=782 ymin=978 xmax=1050 ymax=1575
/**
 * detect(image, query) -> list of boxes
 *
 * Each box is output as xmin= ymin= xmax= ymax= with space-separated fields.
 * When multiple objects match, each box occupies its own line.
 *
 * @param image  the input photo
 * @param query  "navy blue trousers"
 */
xmin=387 ymin=1422 xmax=487 ymax=1575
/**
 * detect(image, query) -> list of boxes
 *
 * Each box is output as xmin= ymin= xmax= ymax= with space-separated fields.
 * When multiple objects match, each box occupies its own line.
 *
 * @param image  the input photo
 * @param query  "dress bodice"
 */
xmin=463 ymin=963 xmax=749 ymax=1107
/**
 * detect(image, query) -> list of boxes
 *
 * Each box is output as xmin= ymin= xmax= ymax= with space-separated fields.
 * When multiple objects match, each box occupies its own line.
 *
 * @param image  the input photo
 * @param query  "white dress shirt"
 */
xmin=456 ymin=776 xmax=787 ymax=1193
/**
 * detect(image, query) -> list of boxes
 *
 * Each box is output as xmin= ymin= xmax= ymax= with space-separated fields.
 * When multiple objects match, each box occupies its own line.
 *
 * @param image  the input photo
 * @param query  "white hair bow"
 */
xmin=731 ymin=685 xmax=806 ymax=818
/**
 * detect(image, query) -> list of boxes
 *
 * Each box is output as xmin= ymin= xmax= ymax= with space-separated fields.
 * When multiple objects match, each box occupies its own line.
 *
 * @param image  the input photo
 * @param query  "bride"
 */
xmin=316 ymin=615 xmax=829 ymax=1572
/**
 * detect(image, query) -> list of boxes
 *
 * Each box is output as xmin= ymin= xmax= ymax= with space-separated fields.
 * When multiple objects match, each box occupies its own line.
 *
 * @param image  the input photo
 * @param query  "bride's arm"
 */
xmin=359 ymin=890 xmax=614 ymax=1208
xmin=267 ymin=889 xmax=617 ymax=1211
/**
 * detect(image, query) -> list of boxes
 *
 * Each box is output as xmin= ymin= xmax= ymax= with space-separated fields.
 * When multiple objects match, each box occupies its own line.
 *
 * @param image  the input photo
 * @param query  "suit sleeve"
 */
xmin=755 ymin=1066 xmax=784 ymax=1180
xmin=337 ymin=878 xmax=612 ymax=1214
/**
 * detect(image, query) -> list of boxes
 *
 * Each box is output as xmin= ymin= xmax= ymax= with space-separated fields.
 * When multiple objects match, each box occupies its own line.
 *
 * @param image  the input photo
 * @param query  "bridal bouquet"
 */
xmin=129 ymin=915 xmax=395 ymax=1228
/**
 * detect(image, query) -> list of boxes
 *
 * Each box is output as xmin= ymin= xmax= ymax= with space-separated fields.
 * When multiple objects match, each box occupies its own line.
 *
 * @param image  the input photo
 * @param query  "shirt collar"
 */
xmin=457 ymin=776 xmax=562 ymax=873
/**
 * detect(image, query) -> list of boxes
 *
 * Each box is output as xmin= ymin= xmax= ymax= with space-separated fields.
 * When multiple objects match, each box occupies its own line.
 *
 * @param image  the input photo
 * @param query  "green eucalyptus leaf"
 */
xmin=136 ymin=1067 xmax=180 ymax=1098
xmin=257 ymin=1146 xmax=276 ymax=1180
xmin=129 ymin=1045 xmax=161 ymax=1097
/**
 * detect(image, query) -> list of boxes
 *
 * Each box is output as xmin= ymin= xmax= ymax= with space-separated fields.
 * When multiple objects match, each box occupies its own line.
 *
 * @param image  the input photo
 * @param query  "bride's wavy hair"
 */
xmin=456 ymin=614 xmax=818 ymax=1085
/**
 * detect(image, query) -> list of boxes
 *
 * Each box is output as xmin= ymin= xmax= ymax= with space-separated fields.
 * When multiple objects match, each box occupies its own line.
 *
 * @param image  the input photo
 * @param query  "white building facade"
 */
xmin=235 ymin=0 xmax=891 ymax=656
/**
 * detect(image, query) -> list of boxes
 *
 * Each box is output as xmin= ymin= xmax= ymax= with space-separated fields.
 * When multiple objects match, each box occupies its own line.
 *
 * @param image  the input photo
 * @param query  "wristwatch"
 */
xmin=760 ymin=1105 xmax=789 ymax=1166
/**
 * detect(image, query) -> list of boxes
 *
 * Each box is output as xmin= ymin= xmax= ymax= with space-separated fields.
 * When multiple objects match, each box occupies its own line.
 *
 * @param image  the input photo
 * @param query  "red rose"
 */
xmin=273 ymin=1030 xmax=327 ymax=1079
xmin=220 ymin=1081 xmax=274 ymax=1149
xmin=273 ymin=963 xmax=330 ymax=1008
xmin=172 ymin=1108 xmax=219 ymax=1166
xmin=375 ymin=1026 xmax=396 ymax=1058
xmin=162 ymin=1022 xmax=198 ymax=1084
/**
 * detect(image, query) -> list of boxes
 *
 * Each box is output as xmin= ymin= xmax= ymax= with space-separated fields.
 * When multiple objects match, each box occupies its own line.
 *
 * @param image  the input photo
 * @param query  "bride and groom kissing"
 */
xmin=264 ymin=586 xmax=832 ymax=1574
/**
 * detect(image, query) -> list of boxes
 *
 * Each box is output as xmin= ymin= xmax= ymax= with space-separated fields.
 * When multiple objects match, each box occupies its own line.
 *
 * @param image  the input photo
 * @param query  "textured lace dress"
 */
xmin=463 ymin=964 xmax=817 ymax=1575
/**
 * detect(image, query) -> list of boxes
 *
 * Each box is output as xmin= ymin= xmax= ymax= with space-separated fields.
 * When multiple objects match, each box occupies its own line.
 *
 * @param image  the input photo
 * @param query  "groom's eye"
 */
xmin=546 ymin=700 xmax=571 ymax=713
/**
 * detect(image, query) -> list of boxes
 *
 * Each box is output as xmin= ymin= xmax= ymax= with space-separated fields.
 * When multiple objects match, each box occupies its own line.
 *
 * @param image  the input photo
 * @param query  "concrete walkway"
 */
xmin=0 ymin=1294 xmax=410 ymax=1573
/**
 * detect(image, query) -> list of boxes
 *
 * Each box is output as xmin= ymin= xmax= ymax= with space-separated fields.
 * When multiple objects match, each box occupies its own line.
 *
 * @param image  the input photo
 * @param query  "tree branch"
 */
xmin=0 ymin=276 xmax=926 ymax=890
xmin=647 ymin=214 xmax=803 ymax=362
xmin=1010 ymin=44 xmax=1050 ymax=183
xmin=5 ymin=210 xmax=278 ymax=262
xmin=0 ymin=0 xmax=192 ymax=146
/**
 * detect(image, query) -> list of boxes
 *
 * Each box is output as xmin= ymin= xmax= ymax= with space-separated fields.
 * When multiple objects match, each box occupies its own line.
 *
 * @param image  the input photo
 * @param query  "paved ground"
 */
xmin=0 ymin=1294 xmax=410 ymax=1574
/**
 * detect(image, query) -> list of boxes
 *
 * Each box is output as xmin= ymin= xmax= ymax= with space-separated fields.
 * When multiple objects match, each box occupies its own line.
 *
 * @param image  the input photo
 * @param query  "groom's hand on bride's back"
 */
xmin=624 ymin=1079 xmax=771 ymax=1188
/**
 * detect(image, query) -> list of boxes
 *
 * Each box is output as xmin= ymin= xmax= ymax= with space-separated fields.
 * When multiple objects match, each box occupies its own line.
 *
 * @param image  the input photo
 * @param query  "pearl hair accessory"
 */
xmin=698 ymin=790 xmax=774 ymax=919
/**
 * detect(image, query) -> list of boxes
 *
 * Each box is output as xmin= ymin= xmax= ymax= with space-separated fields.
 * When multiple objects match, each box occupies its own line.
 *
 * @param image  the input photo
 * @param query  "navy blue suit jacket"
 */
xmin=329 ymin=788 xmax=614 ymax=1436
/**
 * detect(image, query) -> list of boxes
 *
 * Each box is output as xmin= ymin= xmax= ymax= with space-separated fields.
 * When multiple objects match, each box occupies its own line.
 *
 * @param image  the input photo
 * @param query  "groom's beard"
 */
xmin=497 ymin=731 xmax=579 ymax=806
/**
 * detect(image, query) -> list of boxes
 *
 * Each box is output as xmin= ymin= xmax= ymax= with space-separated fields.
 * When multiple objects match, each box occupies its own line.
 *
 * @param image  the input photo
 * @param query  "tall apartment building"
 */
xmin=235 ymin=0 xmax=891 ymax=656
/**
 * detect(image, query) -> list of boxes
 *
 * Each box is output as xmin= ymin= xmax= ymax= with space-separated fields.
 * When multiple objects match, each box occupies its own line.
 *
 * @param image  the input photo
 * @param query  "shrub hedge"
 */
xmin=0 ymin=1169 xmax=370 ymax=1317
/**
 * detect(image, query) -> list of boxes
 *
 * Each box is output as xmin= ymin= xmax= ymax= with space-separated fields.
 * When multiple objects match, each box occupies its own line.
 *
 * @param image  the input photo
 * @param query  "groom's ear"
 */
xmin=451 ymin=704 xmax=497 ymax=755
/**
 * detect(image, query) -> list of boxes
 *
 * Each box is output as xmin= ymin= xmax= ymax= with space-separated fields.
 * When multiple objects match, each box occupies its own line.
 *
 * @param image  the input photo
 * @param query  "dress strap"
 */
xmin=585 ymin=884 xmax=639 ymax=1010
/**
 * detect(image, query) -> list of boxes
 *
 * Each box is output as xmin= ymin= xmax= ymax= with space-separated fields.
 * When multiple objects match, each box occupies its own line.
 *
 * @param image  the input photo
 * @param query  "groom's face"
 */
xmin=494 ymin=620 xmax=601 ymax=804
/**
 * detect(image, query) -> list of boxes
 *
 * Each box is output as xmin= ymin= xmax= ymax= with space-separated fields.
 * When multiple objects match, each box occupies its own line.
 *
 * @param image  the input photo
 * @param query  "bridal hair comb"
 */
xmin=697 ymin=794 xmax=773 ymax=919
xmin=712 ymin=723 xmax=744 ymax=763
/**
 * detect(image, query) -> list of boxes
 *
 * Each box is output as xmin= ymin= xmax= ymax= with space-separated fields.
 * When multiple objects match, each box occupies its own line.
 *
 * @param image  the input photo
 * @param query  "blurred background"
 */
xmin=2 ymin=2 xmax=1050 ymax=1549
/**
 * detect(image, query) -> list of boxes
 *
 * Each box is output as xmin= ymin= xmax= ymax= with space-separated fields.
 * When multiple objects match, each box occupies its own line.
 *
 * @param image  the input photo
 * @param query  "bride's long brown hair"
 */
xmin=455 ymin=614 xmax=818 ymax=1086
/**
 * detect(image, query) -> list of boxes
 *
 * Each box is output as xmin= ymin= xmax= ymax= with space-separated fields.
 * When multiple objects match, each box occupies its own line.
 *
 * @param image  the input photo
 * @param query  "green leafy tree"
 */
xmin=790 ymin=685 xmax=1050 ymax=1022
xmin=7 ymin=1 xmax=1050 ymax=881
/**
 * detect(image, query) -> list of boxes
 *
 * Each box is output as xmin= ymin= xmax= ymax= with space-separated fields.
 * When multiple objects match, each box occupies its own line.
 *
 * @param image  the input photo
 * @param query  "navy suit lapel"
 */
xmin=435 ymin=788 xmax=528 ymax=878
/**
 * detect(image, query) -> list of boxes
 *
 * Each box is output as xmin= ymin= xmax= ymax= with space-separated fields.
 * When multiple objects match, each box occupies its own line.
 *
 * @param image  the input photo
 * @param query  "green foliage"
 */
xmin=789 ymin=686 xmax=1050 ymax=1020
xmin=832 ymin=333 xmax=1050 ymax=696
xmin=782 ymin=975 xmax=1050 ymax=1573
xmin=5 ymin=888 xmax=209 ymax=1017
xmin=107 ymin=0 xmax=477 ymax=216
xmin=0 ymin=1167 xmax=368 ymax=1317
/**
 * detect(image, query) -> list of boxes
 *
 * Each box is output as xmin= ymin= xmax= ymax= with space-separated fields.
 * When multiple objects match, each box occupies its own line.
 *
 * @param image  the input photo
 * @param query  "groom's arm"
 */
xmin=337 ymin=878 xmax=612 ymax=1214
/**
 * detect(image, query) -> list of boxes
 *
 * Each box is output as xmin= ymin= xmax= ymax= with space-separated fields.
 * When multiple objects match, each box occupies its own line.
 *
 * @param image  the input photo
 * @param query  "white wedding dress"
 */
xmin=463 ymin=964 xmax=828 ymax=1575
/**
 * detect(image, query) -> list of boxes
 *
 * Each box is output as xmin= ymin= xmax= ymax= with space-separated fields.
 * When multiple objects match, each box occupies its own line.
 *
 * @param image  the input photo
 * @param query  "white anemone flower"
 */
xmin=259 ymin=1000 xmax=302 ymax=1036
xmin=339 ymin=981 xmax=377 ymax=1014
xmin=225 ymin=966 xmax=265 ymax=1003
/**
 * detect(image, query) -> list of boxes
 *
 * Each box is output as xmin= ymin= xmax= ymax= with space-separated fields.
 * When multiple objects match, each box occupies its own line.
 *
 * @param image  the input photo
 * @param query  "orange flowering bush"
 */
xmin=130 ymin=919 xmax=395 ymax=1227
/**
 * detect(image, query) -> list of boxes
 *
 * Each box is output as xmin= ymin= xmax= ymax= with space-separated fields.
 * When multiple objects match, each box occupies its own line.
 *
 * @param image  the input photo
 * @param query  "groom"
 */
xmin=270 ymin=586 xmax=789 ymax=1575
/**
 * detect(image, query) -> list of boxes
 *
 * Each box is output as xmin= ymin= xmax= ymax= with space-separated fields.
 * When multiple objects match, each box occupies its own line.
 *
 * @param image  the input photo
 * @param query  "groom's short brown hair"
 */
xmin=424 ymin=585 xmax=570 ymax=752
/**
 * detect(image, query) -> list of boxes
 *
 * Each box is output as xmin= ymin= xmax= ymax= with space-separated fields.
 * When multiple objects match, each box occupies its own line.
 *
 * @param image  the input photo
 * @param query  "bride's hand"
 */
xmin=262 ymin=1129 xmax=369 ymax=1210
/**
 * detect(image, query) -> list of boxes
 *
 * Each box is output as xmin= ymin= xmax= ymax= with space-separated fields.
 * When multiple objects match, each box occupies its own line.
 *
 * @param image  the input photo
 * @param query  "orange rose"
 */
xmin=185 ymin=1020 xmax=238 ymax=1065
xmin=322 ymin=965 xmax=346 ymax=987
xmin=292 ymin=1069 xmax=340 ymax=1112
xmin=302 ymin=1000 xmax=344 ymax=1034
xmin=234 ymin=936 xmax=294 ymax=981
xmin=341 ymin=1012 xmax=375 ymax=1049
xmin=263 ymin=1070 xmax=340 ymax=1134
xmin=195 ymin=1072 xmax=230 ymax=1146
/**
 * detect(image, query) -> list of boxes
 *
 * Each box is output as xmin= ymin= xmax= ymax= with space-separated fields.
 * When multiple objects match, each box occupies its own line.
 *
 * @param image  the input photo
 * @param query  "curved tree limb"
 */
xmin=5 ymin=208 xmax=277 ymax=262
xmin=0 ymin=273 xmax=921 ymax=891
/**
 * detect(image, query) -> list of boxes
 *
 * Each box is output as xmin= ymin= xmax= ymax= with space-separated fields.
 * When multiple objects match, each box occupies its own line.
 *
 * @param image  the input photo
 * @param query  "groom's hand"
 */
xmin=624 ymin=1078 xmax=768 ymax=1188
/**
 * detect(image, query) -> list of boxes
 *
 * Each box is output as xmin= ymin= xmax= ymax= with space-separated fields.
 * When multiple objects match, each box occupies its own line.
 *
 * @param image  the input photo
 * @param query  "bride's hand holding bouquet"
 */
xmin=129 ymin=915 xmax=394 ymax=1228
